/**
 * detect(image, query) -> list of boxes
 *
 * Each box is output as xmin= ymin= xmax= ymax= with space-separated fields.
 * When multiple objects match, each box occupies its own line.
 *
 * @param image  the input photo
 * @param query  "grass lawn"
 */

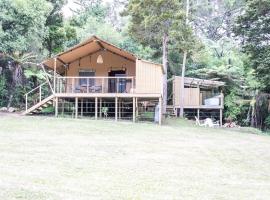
xmin=0 ymin=116 xmax=270 ymax=200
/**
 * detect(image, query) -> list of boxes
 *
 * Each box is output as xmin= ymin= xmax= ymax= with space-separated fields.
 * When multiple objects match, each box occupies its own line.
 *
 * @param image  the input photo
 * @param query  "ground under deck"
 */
xmin=54 ymin=93 xmax=162 ymax=124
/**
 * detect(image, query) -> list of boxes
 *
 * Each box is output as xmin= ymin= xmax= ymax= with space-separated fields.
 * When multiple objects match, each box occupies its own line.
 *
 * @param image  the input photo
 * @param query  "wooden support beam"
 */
xmin=81 ymin=98 xmax=83 ymax=117
xmin=159 ymin=97 xmax=162 ymax=125
xmin=136 ymin=97 xmax=138 ymax=117
xmin=55 ymin=97 xmax=58 ymax=117
xmin=95 ymin=97 xmax=98 ymax=120
xmin=197 ymin=109 xmax=200 ymax=121
xmin=61 ymin=98 xmax=64 ymax=116
xmin=57 ymin=57 xmax=66 ymax=65
xmin=115 ymin=97 xmax=118 ymax=121
xmin=99 ymin=98 xmax=102 ymax=118
xmin=133 ymin=97 xmax=136 ymax=123
xmin=75 ymin=97 xmax=78 ymax=118
xmin=118 ymin=99 xmax=121 ymax=119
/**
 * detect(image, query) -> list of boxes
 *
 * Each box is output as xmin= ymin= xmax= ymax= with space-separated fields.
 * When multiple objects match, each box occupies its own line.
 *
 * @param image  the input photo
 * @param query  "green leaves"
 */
xmin=234 ymin=0 xmax=270 ymax=92
xmin=126 ymin=0 xmax=184 ymax=45
xmin=0 ymin=0 xmax=52 ymax=54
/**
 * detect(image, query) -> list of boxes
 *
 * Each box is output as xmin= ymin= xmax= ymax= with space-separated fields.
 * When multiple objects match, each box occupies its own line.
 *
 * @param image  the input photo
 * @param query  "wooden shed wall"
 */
xmin=173 ymin=76 xmax=200 ymax=107
xmin=135 ymin=60 xmax=163 ymax=94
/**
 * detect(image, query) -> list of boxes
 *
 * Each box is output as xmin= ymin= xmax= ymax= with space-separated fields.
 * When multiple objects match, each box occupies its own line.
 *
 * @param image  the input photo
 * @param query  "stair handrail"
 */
xmin=25 ymin=81 xmax=51 ymax=111
xmin=41 ymin=64 xmax=54 ymax=93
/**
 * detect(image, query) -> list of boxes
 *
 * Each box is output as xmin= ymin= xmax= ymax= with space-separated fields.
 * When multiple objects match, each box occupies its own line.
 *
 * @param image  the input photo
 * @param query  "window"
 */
xmin=79 ymin=69 xmax=95 ymax=86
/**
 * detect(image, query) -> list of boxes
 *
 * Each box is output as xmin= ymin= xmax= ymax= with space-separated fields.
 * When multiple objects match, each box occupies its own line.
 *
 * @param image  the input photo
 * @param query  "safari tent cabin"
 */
xmin=23 ymin=36 xmax=164 ymax=124
xmin=171 ymin=76 xmax=225 ymax=124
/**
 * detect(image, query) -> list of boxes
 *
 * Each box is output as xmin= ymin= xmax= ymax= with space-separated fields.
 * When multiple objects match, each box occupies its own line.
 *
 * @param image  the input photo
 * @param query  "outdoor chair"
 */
xmin=195 ymin=117 xmax=220 ymax=128
xmin=195 ymin=116 xmax=207 ymax=127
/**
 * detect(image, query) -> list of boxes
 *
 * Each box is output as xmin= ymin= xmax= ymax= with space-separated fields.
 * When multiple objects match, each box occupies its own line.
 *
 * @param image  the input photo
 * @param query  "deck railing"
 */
xmin=55 ymin=76 xmax=136 ymax=94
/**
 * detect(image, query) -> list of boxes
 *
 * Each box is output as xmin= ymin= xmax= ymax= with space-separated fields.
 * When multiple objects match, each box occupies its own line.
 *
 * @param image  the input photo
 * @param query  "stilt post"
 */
xmin=115 ymin=97 xmax=118 ymax=121
xmin=99 ymin=98 xmax=102 ymax=118
xmin=75 ymin=97 xmax=78 ymax=118
xmin=220 ymin=109 xmax=223 ymax=127
xmin=136 ymin=98 xmax=138 ymax=117
xmin=159 ymin=97 xmax=162 ymax=125
xmin=55 ymin=97 xmax=58 ymax=117
xmin=133 ymin=97 xmax=136 ymax=122
xmin=81 ymin=98 xmax=83 ymax=117
xmin=197 ymin=109 xmax=200 ymax=120
xmin=95 ymin=97 xmax=98 ymax=120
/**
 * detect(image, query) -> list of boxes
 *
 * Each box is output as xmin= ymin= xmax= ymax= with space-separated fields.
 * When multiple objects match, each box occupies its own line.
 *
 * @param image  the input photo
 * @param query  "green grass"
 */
xmin=0 ymin=116 xmax=270 ymax=200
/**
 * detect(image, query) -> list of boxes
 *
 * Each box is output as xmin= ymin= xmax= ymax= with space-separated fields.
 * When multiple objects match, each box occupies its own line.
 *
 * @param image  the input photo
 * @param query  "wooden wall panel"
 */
xmin=173 ymin=76 xmax=200 ymax=107
xmin=135 ymin=60 xmax=163 ymax=94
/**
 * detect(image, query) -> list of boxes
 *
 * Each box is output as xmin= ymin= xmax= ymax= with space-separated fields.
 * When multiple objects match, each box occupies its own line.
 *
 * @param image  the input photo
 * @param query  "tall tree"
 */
xmin=124 ymin=0 xmax=183 ymax=113
xmin=44 ymin=0 xmax=67 ymax=56
xmin=0 ymin=0 xmax=52 ymax=106
xmin=234 ymin=0 xmax=270 ymax=92
xmin=234 ymin=0 xmax=270 ymax=129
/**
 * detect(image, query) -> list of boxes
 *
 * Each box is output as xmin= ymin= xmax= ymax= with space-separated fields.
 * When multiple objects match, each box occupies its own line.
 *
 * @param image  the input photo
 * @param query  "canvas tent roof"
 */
xmin=42 ymin=35 xmax=137 ymax=72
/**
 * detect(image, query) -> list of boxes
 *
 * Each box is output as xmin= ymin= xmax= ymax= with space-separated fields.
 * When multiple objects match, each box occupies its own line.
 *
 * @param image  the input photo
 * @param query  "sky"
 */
xmin=62 ymin=0 xmax=112 ymax=18
xmin=62 ymin=0 xmax=80 ymax=18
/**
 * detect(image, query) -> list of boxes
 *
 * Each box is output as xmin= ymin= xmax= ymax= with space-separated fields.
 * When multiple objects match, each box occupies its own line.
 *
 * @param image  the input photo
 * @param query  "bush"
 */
xmin=264 ymin=115 xmax=270 ymax=130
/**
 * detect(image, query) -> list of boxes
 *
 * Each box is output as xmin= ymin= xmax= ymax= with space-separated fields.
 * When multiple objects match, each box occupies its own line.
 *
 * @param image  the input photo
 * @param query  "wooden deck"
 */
xmin=173 ymin=105 xmax=223 ymax=109
xmin=55 ymin=93 xmax=162 ymax=98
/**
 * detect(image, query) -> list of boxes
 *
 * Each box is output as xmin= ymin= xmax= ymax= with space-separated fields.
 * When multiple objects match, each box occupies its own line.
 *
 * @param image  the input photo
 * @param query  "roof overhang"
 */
xmin=42 ymin=36 xmax=137 ymax=73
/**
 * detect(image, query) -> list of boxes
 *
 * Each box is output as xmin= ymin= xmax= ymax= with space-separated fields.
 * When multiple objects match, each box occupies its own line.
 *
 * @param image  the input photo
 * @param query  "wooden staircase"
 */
xmin=22 ymin=80 xmax=54 ymax=115
xmin=22 ymin=95 xmax=54 ymax=115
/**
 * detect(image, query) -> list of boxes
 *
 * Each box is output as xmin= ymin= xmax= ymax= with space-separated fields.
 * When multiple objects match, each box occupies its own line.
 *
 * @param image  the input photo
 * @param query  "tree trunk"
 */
xmin=162 ymin=34 xmax=169 ymax=114
xmin=6 ymin=63 xmax=23 ymax=108
xmin=180 ymin=50 xmax=187 ymax=117
xmin=180 ymin=0 xmax=190 ymax=118
xmin=14 ymin=63 xmax=23 ymax=86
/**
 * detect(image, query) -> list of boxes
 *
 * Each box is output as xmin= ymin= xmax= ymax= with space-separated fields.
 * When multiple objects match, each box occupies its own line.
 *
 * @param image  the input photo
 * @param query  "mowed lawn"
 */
xmin=0 ymin=116 xmax=270 ymax=200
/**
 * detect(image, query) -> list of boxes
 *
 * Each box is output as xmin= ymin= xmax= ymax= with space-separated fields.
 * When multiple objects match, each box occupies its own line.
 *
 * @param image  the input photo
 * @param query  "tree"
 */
xmin=0 ymin=0 xmax=52 ymax=106
xmin=234 ymin=0 xmax=270 ymax=129
xmin=170 ymin=0 xmax=196 ymax=117
xmin=234 ymin=0 xmax=270 ymax=92
xmin=44 ymin=0 xmax=68 ymax=56
xmin=124 ymin=0 xmax=184 ymax=113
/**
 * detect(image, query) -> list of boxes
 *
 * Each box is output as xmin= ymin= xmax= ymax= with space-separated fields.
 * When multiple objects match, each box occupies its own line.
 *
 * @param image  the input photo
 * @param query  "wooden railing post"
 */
xmin=72 ymin=78 xmax=75 ymax=93
xmin=87 ymin=78 xmax=89 ymax=93
xmin=102 ymin=78 xmax=105 ymax=93
xmin=116 ymin=78 xmax=119 ymax=93
xmin=131 ymin=77 xmax=134 ymax=93
xmin=59 ymin=78 xmax=62 ymax=93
